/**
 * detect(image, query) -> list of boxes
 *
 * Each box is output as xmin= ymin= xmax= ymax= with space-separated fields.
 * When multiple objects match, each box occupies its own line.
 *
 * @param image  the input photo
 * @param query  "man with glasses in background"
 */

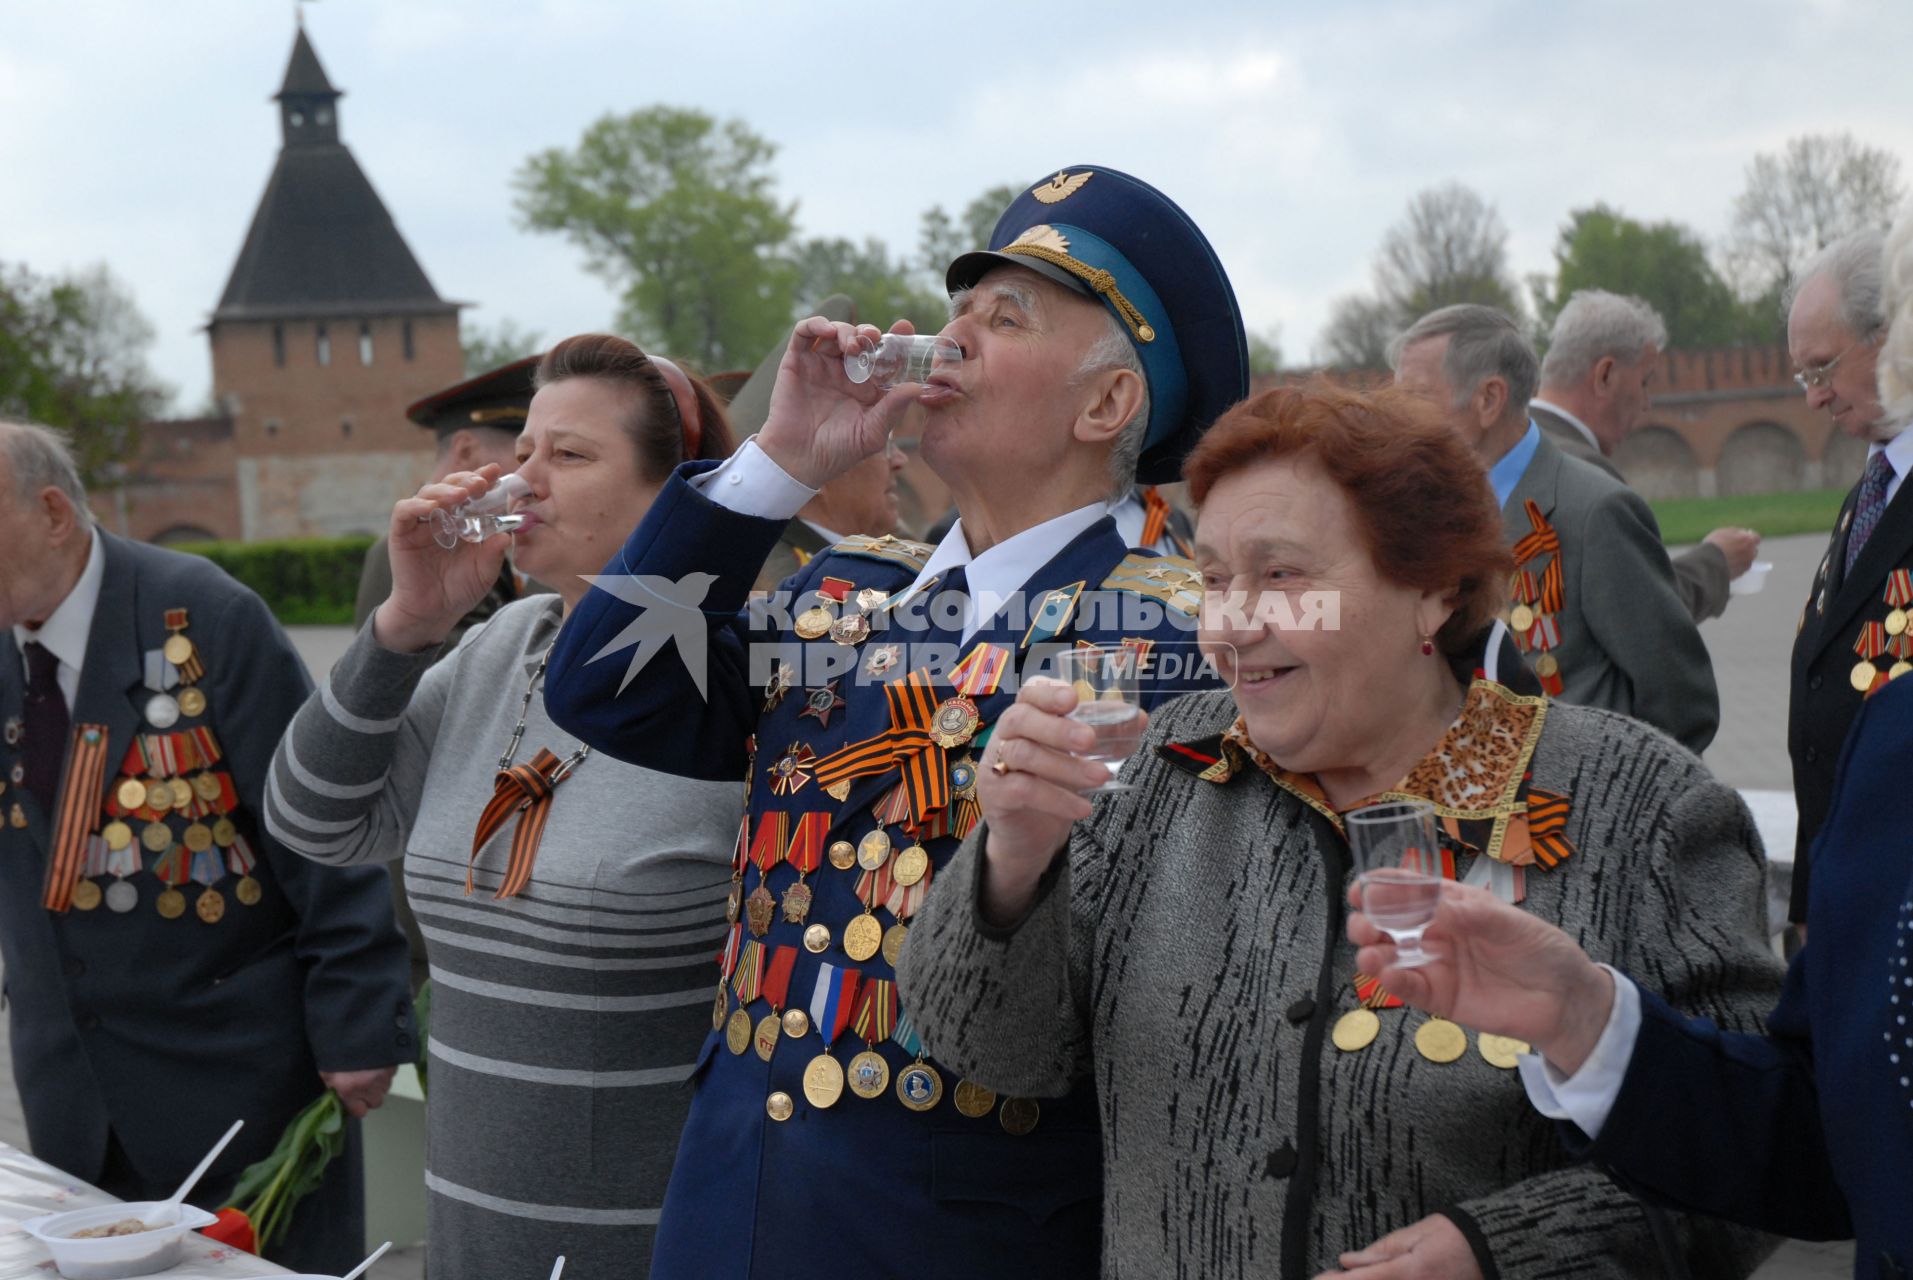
xmin=1783 ymin=227 xmax=1913 ymax=928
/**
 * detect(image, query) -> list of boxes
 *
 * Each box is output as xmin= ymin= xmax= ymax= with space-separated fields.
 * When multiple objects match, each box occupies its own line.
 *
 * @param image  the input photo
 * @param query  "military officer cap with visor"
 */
xmin=945 ymin=164 xmax=1250 ymax=483
xmin=404 ymin=354 xmax=540 ymax=439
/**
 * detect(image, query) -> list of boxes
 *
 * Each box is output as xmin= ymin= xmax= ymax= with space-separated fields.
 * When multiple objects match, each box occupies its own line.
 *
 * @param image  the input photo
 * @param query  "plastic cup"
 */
xmin=1729 ymin=560 xmax=1774 ymax=596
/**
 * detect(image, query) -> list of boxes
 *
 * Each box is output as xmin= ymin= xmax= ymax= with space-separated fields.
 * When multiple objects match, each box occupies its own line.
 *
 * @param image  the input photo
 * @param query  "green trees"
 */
xmin=1532 ymin=206 xmax=1761 ymax=348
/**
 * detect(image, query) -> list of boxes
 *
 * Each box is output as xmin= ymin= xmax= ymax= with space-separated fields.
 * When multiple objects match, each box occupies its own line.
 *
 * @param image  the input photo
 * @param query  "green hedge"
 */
xmin=175 ymin=535 xmax=375 ymax=626
xmin=1647 ymin=487 xmax=1848 ymax=546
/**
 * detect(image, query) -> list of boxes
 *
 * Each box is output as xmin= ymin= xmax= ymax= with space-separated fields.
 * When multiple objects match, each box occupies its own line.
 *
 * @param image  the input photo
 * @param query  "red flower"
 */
xmin=203 ymin=1207 xmax=257 ymax=1255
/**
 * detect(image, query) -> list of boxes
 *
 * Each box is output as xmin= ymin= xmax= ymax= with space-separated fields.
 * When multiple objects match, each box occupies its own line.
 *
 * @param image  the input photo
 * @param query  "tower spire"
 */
xmin=275 ymin=26 xmax=341 ymax=147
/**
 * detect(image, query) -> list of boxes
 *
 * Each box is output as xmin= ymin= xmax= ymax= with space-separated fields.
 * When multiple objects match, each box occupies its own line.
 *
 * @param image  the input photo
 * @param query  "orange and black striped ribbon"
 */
xmin=1138 ymin=487 xmax=1191 ymax=556
xmin=1525 ymin=788 xmax=1575 ymax=868
xmin=1511 ymin=500 xmax=1565 ymax=614
xmin=812 ymin=671 xmax=950 ymax=819
xmin=852 ymin=978 xmax=897 ymax=1044
xmin=41 ymin=724 xmax=111 ymax=912
xmin=469 ymin=747 xmax=568 ymax=900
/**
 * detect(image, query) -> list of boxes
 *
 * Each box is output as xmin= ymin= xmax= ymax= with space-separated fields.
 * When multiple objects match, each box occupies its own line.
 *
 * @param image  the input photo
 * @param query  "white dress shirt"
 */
xmin=1516 ymin=964 xmax=1643 ymax=1140
xmin=1529 ymin=398 xmax=1603 ymax=456
xmin=1868 ymin=426 xmax=1913 ymax=507
xmin=695 ymin=440 xmax=1109 ymax=643
xmin=12 ymin=528 xmax=105 ymax=709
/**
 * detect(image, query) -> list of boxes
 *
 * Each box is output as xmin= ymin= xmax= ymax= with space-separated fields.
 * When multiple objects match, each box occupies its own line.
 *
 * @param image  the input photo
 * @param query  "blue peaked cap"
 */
xmin=945 ymin=165 xmax=1249 ymax=485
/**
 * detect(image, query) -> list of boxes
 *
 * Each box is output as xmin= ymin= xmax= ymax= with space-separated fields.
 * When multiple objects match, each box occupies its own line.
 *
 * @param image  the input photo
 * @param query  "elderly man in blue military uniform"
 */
xmin=0 ymin=420 xmax=415 ymax=1273
xmin=544 ymin=167 xmax=1247 ymax=1278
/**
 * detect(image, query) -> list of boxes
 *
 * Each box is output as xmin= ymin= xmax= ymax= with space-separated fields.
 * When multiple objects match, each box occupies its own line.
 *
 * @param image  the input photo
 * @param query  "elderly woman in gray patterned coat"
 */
xmin=899 ymin=383 xmax=1784 ymax=1280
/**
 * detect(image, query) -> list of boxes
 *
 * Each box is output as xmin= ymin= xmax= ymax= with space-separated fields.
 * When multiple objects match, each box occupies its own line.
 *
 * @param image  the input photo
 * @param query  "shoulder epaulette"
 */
xmin=1101 ymin=552 xmax=1201 ymax=617
xmin=827 ymin=533 xmax=936 ymax=571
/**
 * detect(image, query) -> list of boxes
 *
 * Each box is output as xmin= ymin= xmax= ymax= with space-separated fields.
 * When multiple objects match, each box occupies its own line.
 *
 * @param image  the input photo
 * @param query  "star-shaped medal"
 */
xmin=768 ymin=743 xmax=817 ymax=796
xmin=799 ymin=681 xmax=847 ymax=728
xmin=764 ymin=661 xmax=798 ymax=712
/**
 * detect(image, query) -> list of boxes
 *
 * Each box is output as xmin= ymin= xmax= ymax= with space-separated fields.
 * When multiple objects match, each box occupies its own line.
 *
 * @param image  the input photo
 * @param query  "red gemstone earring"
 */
xmin=1420 ymin=635 xmax=1435 ymax=656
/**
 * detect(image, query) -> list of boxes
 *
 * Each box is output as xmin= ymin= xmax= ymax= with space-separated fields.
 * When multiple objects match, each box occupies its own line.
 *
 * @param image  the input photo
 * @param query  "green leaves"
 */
xmin=222 ymin=1091 xmax=346 ymax=1256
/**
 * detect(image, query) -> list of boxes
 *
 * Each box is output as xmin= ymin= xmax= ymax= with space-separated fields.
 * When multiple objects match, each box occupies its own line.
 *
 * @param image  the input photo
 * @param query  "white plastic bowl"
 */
xmin=19 ymin=1200 xmax=219 ymax=1280
xmin=1729 ymin=560 xmax=1775 ymax=595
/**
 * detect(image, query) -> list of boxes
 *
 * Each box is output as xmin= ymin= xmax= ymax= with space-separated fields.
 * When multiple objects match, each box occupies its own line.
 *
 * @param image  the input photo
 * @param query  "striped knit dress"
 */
xmin=264 ymin=597 xmax=741 ymax=1279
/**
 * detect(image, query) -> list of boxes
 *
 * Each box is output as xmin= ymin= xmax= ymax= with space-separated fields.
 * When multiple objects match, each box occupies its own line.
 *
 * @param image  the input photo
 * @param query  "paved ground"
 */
xmin=0 ymin=541 xmax=1850 ymax=1276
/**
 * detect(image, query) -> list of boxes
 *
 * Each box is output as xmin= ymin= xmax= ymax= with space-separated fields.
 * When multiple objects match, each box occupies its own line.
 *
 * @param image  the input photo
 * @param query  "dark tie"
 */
xmin=21 ymin=641 xmax=70 ymax=817
xmin=1845 ymin=450 xmax=1895 ymax=576
xmin=926 ymin=563 xmax=972 ymax=647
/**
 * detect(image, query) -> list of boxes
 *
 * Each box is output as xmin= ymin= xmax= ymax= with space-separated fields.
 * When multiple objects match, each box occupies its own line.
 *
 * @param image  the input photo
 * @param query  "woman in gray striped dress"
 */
xmin=264 ymin=335 xmax=742 ymax=1278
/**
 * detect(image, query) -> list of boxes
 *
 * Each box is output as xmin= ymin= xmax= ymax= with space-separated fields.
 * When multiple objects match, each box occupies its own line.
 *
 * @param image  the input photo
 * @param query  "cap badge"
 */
xmin=1009 ymin=224 xmax=1072 ymax=254
xmin=1031 ymin=171 xmax=1093 ymax=205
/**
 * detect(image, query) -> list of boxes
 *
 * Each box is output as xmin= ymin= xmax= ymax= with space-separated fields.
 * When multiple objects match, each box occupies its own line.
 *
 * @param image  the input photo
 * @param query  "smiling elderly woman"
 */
xmin=898 ymin=383 xmax=1785 ymax=1280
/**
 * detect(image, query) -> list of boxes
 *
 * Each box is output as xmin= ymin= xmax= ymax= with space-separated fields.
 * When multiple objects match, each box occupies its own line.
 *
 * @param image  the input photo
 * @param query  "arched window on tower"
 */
xmin=359 ymin=321 xmax=374 ymax=366
xmin=316 ymin=324 xmax=331 ymax=367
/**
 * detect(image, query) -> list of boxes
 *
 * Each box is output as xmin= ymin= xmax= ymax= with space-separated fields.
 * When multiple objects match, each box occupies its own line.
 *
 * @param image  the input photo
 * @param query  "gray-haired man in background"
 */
xmin=1393 ymin=304 xmax=1720 ymax=753
xmin=1531 ymin=290 xmax=1760 ymax=622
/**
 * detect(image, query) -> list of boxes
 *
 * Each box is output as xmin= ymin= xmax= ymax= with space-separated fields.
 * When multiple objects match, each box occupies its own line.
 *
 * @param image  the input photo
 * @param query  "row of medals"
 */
xmin=87 ymin=773 xmax=261 ymax=920
xmin=1850 ymin=603 xmax=1913 ymax=692
xmin=724 ymin=828 xmax=1043 ymax=1131
xmin=1507 ymin=602 xmax=1561 ymax=680
xmin=1332 ymin=1006 xmax=1530 ymax=1069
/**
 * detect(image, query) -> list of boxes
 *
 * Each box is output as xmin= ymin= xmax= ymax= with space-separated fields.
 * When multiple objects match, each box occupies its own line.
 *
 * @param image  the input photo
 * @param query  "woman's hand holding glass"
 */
xmin=374 ymin=464 xmax=518 ymax=655
xmin=978 ymin=678 xmax=1149 ymax=927
xmin=1346 ymin=880 xmax=1616 ymax=1077
xmin=756 ymin=316 xmax=930 ymax=491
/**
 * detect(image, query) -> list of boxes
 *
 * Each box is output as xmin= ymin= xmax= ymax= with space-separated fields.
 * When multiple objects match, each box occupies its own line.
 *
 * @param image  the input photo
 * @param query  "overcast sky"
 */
xmin=7 ymin=0 xmax=1913 ymax=412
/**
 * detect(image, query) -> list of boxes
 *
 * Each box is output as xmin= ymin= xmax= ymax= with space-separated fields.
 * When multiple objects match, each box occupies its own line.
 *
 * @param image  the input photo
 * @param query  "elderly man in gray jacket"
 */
xmin=1394 ymin=305 xmax=1720 ymax=753
xmin=1529 ymin=290 xmax=1760 ymax=623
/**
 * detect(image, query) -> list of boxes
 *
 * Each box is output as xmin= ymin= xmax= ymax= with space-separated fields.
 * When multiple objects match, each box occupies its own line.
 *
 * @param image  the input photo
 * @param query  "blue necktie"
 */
xmin=1845 ymin=451 xmax=1895 ymax=576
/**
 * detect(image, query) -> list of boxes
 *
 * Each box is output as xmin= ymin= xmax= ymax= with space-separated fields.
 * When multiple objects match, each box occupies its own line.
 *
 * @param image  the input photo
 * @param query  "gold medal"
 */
xmin=195 ymin=887 xmax=226 ymax=924
xmin=191 ymin=772 xmax=221 ymax=803
xmin=712 ymin=987 xmax=728 ymax=1031
xmin=71 ymin=879 xmax=103 ymax=911
xmin=162 ymin=634 xmax=196 ymax=667
xmin=754 ymin=1015 xmax=781 ymax=1061
xmin=169 ymin=778 xmax=193 ymax=810
xmin=1888 ymin=608 xmax=1910 ymax=637
xmin=235 ymin=876 xmax=262 ymax=906
xmin=145 ymin=778 xmax=173 ymax=813
xmin=116 ymin=778 xmax=148 ymax=810
xmin=1534 ymin=652 xmax=1560 ymax=679
xmin=953 ymin=1079 xmax=997 ymax=1118
xmin=155 ymin=887 xmax=186 ymax=919
xmin=847 ymin=1049 xmax=891 ymax=1099
xmin=827 ymin=839 xmax=857 ymax=870
xmin=794 ymin=606 xmax=833 ymax=640
xmin=1852 ymin=659 xmax=1880 ymax=693
xmin=893 ymin=844 xmax=930 ymax=887
xmin=998 ymin=1096 xmax=1040 ymax=1134
xmin=182 ymin=823 xmax=213 ymax=853
xmin=781 ymin=1007 xmax=811 ymax=1039
xmin=1415 ymin=1017 xmax=1467 ymax=1064
xmin=8 ymin=803 xmax=23 ymax=829
xmin=843 ymin=912 xmax=883 ymax=962
xmin=857 ymin=829 xmax=892 ymax=871
xmin=1332 ymin=1008 xmax=1380 ymax=1052
xmin=766 ymin=1091 xmax=795 ymax=1122
xmin=882 ymin=923 xmax=908 ymax=968
xmin=1509 ymin=603 xmax=1536 ymax=633
xmin=1892 ymin=661 xmax=1913 ymax=681
xmin=929 ymin=696 xmax=980 ymax=749
xmin=896 ymin=1061 xmax=944 ymax=1111
xmin=177 ymin=688 xmax=207 ymax=718
xmin=141 ymin=821 xmax=172 ymax=853
xmin=102 ymin=820 xmax=133 ymax=851
xmin=802 ymin=1052 xmax=845 ymax=1109
xmin=745 ymin=884 xmax=776 ymax=936
xmin=1477 ymin=1033 xmax=1531 ymax=1070
xmin=212 ymin=818 xmax=237 ymax=848
xmin=802 ymin=922 xmax=831 ymax=954
xmin=726 ymin=1007 xmax=753 ymax=1055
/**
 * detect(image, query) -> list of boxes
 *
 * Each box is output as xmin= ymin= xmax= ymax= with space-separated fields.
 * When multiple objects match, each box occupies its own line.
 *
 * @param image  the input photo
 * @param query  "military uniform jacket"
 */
xmin=751 ymin=519 xmax=832 ymax=597
xmin=1501 ymin=434 xmax=1719 ymax=753
xmin=1786 ymin=468 xmax=1913 ymax=920
xmin=546 ymin=463 xmax=1215 ymax=1280
xmin=1531 ymin=407 xmax=1732 ymax=623
xmin=0 ymin=533 xmax=414 ymax=1197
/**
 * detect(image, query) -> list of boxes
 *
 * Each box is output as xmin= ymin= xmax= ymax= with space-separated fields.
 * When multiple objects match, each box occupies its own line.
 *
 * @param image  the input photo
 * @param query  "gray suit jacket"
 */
xmin=1532 ymin=406 xmax=1731 ymax=623
xmin=0 ymin=533 xmax=412 ymax=1229
xmin=1504 ymin=434 xmax=1720 ymax=752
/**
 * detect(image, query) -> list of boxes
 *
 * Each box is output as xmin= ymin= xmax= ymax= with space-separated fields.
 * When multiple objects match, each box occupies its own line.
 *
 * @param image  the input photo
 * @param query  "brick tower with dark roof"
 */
xmin=207 ymin=25 xmax=465 ymax=540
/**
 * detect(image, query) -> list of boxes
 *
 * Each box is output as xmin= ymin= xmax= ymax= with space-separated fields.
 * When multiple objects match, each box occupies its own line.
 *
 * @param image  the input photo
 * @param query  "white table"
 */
xmin=0 ymin=1142 xmax=287 ymax=1279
